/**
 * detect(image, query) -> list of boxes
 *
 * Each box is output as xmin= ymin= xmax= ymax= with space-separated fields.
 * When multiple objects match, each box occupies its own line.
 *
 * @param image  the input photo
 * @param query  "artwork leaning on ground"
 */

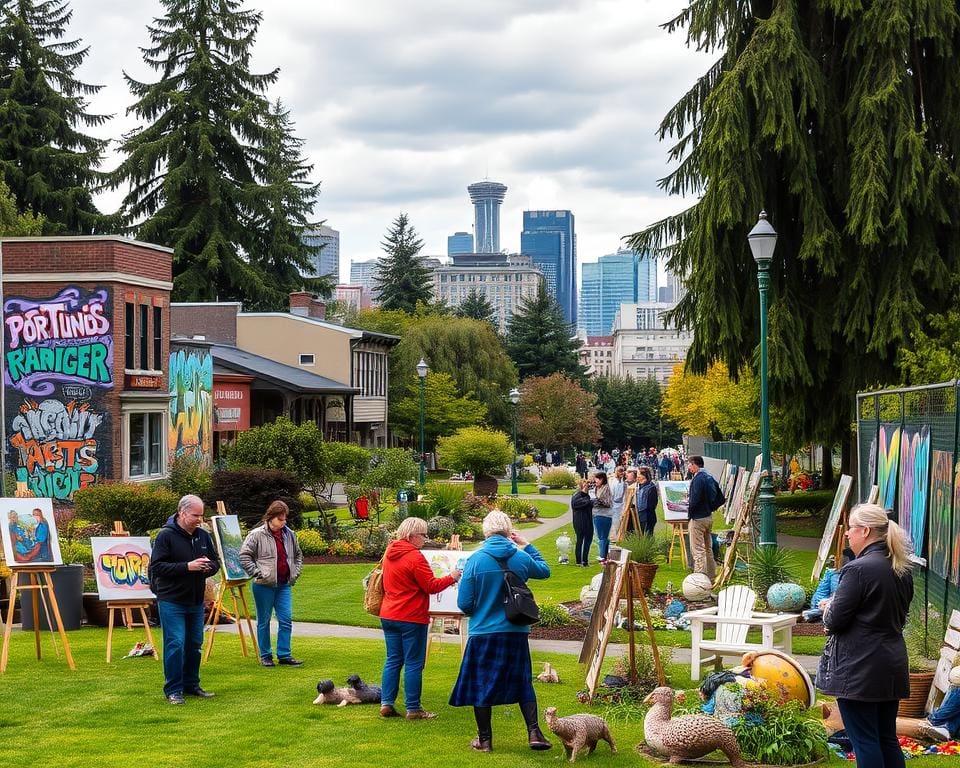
xmin=899 ymin=426 xmax=931 ymax=559
xmin=1 ymin=498 xmax=62 ymax=567
xmin=211 ymin=515 xmax=247 ymax=582
xmin=168 ymin=346 xmax=213 ymax=467
xmin=928 ymin=451 xmax=954 ymax=581
xmin=90 ymin=537 xmax=154 ymax=601
xmin=3 ymin=287 xmax=113 ymax=500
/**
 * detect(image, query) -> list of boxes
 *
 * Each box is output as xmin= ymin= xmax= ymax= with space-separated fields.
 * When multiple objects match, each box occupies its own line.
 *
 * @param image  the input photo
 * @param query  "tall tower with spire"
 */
xmin=468 ymin=181 xmax=508 ymax=253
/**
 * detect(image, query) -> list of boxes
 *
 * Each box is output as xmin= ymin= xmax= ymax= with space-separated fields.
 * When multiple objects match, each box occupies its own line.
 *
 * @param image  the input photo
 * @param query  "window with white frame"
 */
xmin=127 ymin=411 xmax=165 ymax=479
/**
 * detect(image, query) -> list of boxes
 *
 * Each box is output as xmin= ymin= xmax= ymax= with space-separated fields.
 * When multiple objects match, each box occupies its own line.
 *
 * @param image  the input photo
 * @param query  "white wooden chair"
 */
xmin=927 ymin=609 xmax=960 ymax=713
xmin=683 ymin=584 xmax=799 ymax=681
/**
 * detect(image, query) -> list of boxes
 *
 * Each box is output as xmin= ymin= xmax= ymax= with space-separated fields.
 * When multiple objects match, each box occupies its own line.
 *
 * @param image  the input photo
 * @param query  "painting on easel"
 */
xmin=659 ymin=481 xmax=691 ymax=522
xmin=211 ymin=515 xmax=247 ymax=582
xmin=1 ymin=498 xmax=61 ymax=567
xmin=90 ymin=537 xmax=154 ymax=601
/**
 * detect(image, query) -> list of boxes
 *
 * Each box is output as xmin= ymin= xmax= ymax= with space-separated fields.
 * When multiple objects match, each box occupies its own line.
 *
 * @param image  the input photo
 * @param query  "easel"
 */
xmin=104 ymin=521 xmax=157 ymax=663
xmin=427 ymin=536 xmax=467 ymax=661
xmin=1 ymin=566 xmax=75 ymax=672
xmin=713 ymin=472 xmax=762 ymax=590
xmin=621 ymin=564 xmax=665 ymax=687
xmin=613 ymin=488 xmax=641 ymax=541
xmin=667 ymin=521 xmax=689 ymax=567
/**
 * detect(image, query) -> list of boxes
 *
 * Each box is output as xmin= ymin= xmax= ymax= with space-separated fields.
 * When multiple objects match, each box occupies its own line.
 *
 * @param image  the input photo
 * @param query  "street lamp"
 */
xmin=416 ymin=358 xmax=428 ymax=485
xmin=748 ymin=210 xmax=778 ymax=547
xmin=509 ymin=387 xmax=521 ymax=495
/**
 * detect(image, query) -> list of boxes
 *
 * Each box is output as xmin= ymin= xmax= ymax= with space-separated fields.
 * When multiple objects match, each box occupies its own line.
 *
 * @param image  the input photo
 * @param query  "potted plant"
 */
xmin=901 ymin=606 xmax=940 ymax=717
xmin=617 ymin=533 xmax=664 ymax=593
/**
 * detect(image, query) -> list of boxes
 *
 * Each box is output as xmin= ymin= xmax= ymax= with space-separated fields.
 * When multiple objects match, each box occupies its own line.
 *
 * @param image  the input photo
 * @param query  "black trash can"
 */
xmin=21 ymin=563 xmax=84 ymax=631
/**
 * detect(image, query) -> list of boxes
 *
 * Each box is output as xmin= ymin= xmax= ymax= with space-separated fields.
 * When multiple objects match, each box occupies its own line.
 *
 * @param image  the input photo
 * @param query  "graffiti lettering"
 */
xmin=169 ymin=348 xmax=213 ymax=466
xmin=13 ymin=398 xmax=103 ymax=441
xmin=5 ymin=342 xmax=111 ymax=385
xmin=5 ymin=299 xmax=110 ymax=349
xmin=98 ymin=552 xmax=150 ymax=587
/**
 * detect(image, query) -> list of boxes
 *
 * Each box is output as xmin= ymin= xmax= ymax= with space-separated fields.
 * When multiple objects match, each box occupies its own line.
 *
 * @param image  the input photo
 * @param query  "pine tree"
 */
xmin=109 ymin=0 xmax=278 ymax=304
xmin=246 ymin=99 xmax=331 ymax=310
xmin=455 ymin=288 xmax=496 ymax=325
xmin=373 ymin=213 xmax=432 ymax=313
xmin=628 ymin=3 xmax=960 ymax=448
xmin=0 ymin=0 xmax=108 ymax=233
xmin=506 ymin=281 xmax=585 ymax=381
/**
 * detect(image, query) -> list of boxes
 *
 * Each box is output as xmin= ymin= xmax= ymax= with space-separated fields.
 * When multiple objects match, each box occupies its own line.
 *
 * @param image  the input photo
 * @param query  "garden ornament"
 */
xmin=642 ymin=686 xmax=745 ymax=767
xmin=556 ymin=532 xmax=572 ymax=564
xmin=544 ymin=706 xmax=616 ymax=762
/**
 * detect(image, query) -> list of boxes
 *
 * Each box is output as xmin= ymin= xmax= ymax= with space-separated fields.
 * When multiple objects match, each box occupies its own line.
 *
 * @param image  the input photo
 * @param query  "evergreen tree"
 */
xmin=0 ymin=0 xmax=107 ymax=233
xmin=628 ymin=3 xmax=960 ymax=449
xmin=506 ymin=281 xmax=585 ymax=381
xmin=373 ymin=213 xmax=432 ymax=313
xmin=246 ymin=99 xmax=332 ymax=310
xmin=590 ymin=374 xmax=679 ymax=450
xmin=0 ymin=177 xmax=43 ymax=234
xmin=456 ymin=288 xmax=497 ymax=326
xmin=109 ymin=0 xmax=278 ymax=304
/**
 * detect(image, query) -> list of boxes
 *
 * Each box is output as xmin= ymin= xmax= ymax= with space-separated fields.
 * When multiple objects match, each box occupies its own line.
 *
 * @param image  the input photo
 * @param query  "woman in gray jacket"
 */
xmin=239 ymin=500 xmax=304 ymax=667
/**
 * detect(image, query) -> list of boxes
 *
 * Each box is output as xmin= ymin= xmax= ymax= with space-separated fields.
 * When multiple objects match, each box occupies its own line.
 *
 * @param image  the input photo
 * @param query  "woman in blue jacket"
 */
xmin=450 ymin=510 xmax=551 ymax=753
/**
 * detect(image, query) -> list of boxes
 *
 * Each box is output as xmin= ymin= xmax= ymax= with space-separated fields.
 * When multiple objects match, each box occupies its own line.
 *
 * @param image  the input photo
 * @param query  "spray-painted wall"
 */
xmin=168 ymin=345 xmax=213 ymax=467
xmin=3 ymin=287 xmax=114 ymax=499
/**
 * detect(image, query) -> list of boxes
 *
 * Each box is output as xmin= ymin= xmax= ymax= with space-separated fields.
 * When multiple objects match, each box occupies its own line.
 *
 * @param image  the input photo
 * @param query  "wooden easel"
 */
xmin=204 ymin=579 xmax=258 ymax=660
xmin=1 ymin=566 xmax=75 ymax=672
xmin=614 ymin=486 xmax=641 ymax=541
xmin=621 ymin=565 xmax=665 ymax=687
xmin=713 ymin=472 xmax=762 ymax=590
xmin=427 ymin=536 xmax=467 ymax=661
xmin=667 ymin=521 xmax=689 ymax=567
xmin=106 ymin=602 xmax=157 ymax=662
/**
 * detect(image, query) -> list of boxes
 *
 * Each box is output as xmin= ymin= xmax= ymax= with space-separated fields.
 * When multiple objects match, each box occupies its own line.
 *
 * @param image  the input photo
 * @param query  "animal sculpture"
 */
xmin=642 ymin=686 xmax=745 ymax=767
xmin=537 ymin=662 xmax=560 ymax=683
xmin=544 ymin=706 xmax=616 ymax=762
xmin=313 ymin=675 xmax=381 ymax=707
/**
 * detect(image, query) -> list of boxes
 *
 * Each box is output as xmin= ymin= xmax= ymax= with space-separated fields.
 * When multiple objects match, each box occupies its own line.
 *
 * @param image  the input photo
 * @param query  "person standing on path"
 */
xmin=685 ymin=456 xmax=716 ymax=581
xmin=591 ymin=471 xmax=614 ymax=563
xmin=570 ymin=478 xmax=594 ymax=566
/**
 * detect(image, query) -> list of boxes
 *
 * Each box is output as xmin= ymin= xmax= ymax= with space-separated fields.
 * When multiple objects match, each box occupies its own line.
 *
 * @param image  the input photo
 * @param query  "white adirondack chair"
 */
xmin=683 ymin=584 xmax=799 ymax=681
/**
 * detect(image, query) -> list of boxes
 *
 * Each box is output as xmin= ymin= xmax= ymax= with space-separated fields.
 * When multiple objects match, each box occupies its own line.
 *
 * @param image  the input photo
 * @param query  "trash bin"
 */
xmin=355 ymin=496 xmax=369 ymax=520
xmin=21 ymin=563 xmax=84 ymax=631
xmin=396 ymin=490 xmax=410 ymax=515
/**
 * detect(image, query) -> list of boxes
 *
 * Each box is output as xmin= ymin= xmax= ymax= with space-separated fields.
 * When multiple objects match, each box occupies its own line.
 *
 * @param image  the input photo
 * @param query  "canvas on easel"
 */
xmin=713 ymin=471 xmax=761 ymax=590
xmin=811 ymin=475 xmax=853 ymax=582
xmin=205 ymin=504 xmax=258 ymax=661
xmin=579 ymin=547 xmax=632 ymax=699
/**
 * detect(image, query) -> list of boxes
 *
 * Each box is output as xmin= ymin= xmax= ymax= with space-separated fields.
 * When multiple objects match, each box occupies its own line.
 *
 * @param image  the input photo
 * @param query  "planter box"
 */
xmin=21 ymin=564 xmax=84 ymax=631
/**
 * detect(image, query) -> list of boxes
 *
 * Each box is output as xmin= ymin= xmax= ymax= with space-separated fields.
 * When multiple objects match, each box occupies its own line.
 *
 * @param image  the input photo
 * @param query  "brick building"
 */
xmin=1 ymin=236 xmax=173 ymax=499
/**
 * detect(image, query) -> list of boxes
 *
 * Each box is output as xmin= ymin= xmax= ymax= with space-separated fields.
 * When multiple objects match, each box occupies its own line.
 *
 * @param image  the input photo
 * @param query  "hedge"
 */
xmin=74 ymin=483 xmax=180 ymax=535
xmin=205 ymin=469 xmax=304 ymax=528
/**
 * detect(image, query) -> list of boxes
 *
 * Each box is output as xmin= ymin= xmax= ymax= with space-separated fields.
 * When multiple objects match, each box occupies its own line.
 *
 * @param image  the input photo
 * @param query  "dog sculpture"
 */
xmin=544 ymin=706 xmax=616 ymax=762
xmin=346 ymin=674 xmax=382 ymax=703
xmin=313 ymin=676 xmax=382 ymax=707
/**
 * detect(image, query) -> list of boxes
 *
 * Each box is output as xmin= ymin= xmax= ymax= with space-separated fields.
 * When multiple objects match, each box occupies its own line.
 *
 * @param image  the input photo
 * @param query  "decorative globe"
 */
xmin=740 ymin=649 xmax=815 ymax=707
xmin=682 ymin=573 xmax=714 ymax=601
xmin=766 ymin=582 xmax=806 ymax=612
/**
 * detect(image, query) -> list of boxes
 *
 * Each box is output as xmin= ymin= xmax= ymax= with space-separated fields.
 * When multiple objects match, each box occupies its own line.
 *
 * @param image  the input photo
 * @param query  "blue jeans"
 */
xmin=380 ymin=619 xmax=428 ymax=710
xmin=928 ymin=687 xmax=960 ymax=737
xmin=836 ymin=698 xmax=904 ymax=768
xmin=252 ymin=582 xmax=293 ymax=660
xmin=593 ymin=515 xmax=613 ymax=560
xmin=157 ymin=600 xmax=205 ymax=697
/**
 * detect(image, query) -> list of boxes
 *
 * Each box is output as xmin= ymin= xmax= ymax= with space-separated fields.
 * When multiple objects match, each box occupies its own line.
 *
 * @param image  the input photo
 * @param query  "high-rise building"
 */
xmin=350 ymin=259 xmax=380 ymax=303
xmin=447 ymin=231 xmax=474 ymax=256
xmin=468 ymin=181 xmax=507 ymax=253
xmin=579 ymin=248 xmax=655 ymax=336
xmin=637 ymin=250 xmax=658 ymax=303
xmin=302 ymin=225 xmax=340 ymax=279
xmin=611 ymin=301 xmax=693 ymax=385
xmin=521 ymin=210 xmax=577 ymax=326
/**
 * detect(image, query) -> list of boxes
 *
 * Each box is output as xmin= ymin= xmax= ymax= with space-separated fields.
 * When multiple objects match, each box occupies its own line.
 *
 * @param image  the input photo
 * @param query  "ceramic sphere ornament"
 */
xmin=766 ymin=582 xmax=806 ymax=612
xmin=682 ymin=573 xmax=714 ymax=601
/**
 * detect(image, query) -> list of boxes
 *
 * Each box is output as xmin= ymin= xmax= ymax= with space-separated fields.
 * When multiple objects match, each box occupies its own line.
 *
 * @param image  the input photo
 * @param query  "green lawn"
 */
xmin=497 ymin=481 xmax=572 ymax=495
xmin=527 ymin=498 xmax=568 ymax=519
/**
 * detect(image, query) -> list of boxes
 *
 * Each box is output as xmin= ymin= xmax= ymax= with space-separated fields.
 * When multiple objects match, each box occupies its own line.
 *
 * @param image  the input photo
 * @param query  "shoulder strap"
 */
xmin=485 ymin=552 xmax=511 ymax=572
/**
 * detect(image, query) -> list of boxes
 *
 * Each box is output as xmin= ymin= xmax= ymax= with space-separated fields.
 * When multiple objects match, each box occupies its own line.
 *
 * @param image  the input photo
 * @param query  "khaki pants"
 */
xmin=688 ymin=516 xmax=715 ymax=581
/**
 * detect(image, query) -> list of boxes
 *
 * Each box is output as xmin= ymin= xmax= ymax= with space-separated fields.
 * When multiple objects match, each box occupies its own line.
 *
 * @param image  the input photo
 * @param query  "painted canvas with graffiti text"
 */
xmin=899 ymin=426 xmax=931 ymax=559
xmin=2 ymin=498 xmax=62 ymax=567
xmin=928 ymin=451 xmax=954 ymax=580
xmin=168 ymin=347 xmax=213 ymax=467
xmin=3 ymin=287 xmax=113 ymax=500
xmin=91 ymin=537 xmax=154 ymax=601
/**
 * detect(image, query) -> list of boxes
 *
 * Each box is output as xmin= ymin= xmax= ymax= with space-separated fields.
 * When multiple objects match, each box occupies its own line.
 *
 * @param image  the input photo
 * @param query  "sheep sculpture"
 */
xmin=544 ymin=706 xmax=616 ymax=762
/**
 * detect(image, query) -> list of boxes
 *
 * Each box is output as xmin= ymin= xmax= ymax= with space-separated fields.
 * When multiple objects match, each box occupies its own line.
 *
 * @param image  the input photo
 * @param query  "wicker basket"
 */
xmin=898 ymin=671 xmax=935 ymax=718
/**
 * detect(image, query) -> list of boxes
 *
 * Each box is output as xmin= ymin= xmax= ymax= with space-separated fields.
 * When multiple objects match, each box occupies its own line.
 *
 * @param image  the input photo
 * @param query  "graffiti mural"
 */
xmin=168 ymin=346 xmax=213 ymax=466
xmin=928 ymin=450 xmax=954 ymax=579
xmin=3 ymin=287 xmax=113 ymax=499
xmin=899 ymin=426 xmax=931 ymax=558
xmin=877 ymin=424 xmax=901 ymax=510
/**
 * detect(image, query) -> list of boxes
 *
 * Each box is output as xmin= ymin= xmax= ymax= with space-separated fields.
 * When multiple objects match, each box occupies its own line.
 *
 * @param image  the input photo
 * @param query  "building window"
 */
xmin=125 ymin=302 xmax=135 ymax=369
xmin=128 ymin=411 xmax=165 ymax=479
xmin=299 ymin=353 xmax=315 ymax=366
xmin=153 ymin=306 xmax=162 ymax=370
xmin=139 ymin=304 xmax=149 ymax=369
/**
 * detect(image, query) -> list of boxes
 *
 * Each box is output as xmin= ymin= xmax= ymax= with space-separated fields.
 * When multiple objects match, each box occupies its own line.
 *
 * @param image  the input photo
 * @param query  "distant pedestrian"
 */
xmin=636 ymin=467 xmax=659 ymax=536
xmin=571 ymin=479 xmax=594 ymax=567
xmin=575 ymin=452 xmax=588 ymax=479
xmin=591 ymin=472 xmax=614 ymax=563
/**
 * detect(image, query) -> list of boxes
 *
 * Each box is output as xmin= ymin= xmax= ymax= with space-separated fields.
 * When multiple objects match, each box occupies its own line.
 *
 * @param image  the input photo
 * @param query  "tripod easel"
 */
xmin=613 ymin=491 xmax=641 ymax=542
xmin=621 ymin=564 xmax=665 ymax=688
xmin=106 ymin=601 xmax=157 ymax=662
xmin=1 ymin=566 xmax=75 ymax=672
xmin=204 ymin=578 xmax=258 ymax=661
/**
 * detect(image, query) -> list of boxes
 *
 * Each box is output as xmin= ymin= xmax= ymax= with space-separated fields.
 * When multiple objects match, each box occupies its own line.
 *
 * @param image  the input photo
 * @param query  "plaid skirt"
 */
xmin=449 ymin=632 xmax=535 ymax=707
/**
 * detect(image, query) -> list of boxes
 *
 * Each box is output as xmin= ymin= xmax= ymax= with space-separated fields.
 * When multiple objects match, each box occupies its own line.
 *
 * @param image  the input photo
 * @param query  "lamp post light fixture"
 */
xmin=509 ymin=387 xmax=521 ymax=496
xmin=748 ymin=210 xmax=778 ymax=548
xmin=416 ymin=358 xmax=428 ymax=485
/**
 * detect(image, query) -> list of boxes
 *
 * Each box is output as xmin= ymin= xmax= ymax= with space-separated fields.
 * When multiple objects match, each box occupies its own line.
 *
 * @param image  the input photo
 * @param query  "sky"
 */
xmin=71 ymin=0 xmax=713 ymax=284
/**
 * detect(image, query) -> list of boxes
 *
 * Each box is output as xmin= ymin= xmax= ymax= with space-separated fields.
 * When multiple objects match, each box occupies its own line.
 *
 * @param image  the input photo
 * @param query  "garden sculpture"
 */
xmin=313 ymin=676 xmax=381 ymax=706
xmin=544 ymin=706 xmax=616 ymax=762
xmin=537 ymin=662 xmax=560 ymax=684
xmin=642 ymin=686 xmax=745 ymax=767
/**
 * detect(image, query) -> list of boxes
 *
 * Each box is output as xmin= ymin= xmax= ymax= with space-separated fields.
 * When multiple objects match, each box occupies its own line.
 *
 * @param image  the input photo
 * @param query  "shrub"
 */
xmin=517 ymin=468 xmax=537 ymax=483
xmin=730 ymin=688 xmax=827 ymax=764
xmin=424 ymin=481 xmax=471 ymax=520
xmin=427 ymin=515 xmax=457 ymax=540
xmin=351 ymin=525 xmax=393 ymax=558
xmin=324 ymin=442 xmax=371 ymax=485
xmin=167 ymin=455 xmax=213 ymax=498
xmin=540 ymin=468 xmax=578 ymax=489
xmin=749 ymin=545 xmax=798 ymax=598
xmin=436 ymin=427 xmax=513 ymax=478
xmin=74 ymin=483 xmax=180 ymax=535
xmin=404 ymin=501 xmax=431 ymax=520
xmin=297 ymin=529 xmax=326 ymax=556
xmin=53 ymin=508 xmax=105 ymax=544
xmin=299 ymin=492 xmax=319 ymax=512
xmin=497 ymin=496 xmax=538 ymax=522
xmin=206 ymin=469 xmax=304 ymax=528
xmin=535 ymin=602 xmax=573 ymax=628
xmin=328 ymin=539 xmax=363 ymax=557
xmin=60 ymin=541 xmax=93 ymax=568
xmin=226 ymin=417 xmax=328 ymax=490
xmin=458 ymin=493 xmax=492 ymax=520
xmin=456 ymin=521 xmax=483 ymax=540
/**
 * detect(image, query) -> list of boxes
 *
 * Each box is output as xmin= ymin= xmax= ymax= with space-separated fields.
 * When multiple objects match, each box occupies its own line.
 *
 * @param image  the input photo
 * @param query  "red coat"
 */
xmin=379 ymin=539 xmax=456 ymax=624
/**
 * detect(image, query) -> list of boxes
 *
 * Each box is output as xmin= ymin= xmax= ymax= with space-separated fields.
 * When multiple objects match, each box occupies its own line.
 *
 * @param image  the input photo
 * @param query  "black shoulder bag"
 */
xmin=487 ymin=553 xmax=539 ymax=625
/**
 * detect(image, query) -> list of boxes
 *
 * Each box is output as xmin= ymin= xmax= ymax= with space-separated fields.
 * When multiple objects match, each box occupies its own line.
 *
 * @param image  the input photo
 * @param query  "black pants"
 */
xmin=638 ymin=512 xmax=656 ymax=536
xmin=836 ymin=698 xmax=904 ymax=768
xmin=572 ymin=511 xmax=593 ymax=566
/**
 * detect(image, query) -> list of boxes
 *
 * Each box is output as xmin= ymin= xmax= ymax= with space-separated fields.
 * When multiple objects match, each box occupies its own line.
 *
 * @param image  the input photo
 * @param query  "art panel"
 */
xmin=3 ymin=287 xmax=113 ymax=500
xmin=928 ymin=451 xmax=954 ymax=580
xmin=811 ymin=475 xmax=853 ymax=582
xmin=168 ymin=346 xmax=213 ymax=466
xmin=1 ymin=498 xmax=62 ymax=567
xmin=899 ymin=426 xmax=931 ymax=558
xmin=877 ymin=424 xmax=901 ymax=510
xmin=90 ymin=537 xmax=154 ymax=601
xmin=953 ymin=459 xmax=960 ymax=587
xmin=422 ymin=549 xmax=476 ymax=614
xmin=211 ymin=515 xmax=247 ymax=582
xmin=659 ymin=481 xmax=691 ymax=522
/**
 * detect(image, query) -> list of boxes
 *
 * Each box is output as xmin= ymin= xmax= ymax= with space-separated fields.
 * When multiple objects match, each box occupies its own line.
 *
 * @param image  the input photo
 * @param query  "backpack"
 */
xmin=487 ymin=553 xmax=539 ymax=625
xmin=362 ymin=556 xmax=386 ymax=616
xmin=709 ymin=477 xmax=726 ymax=511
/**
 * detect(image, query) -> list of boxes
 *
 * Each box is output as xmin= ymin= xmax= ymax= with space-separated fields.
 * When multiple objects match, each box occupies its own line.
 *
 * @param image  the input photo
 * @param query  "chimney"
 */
xmin=289 ymin=291 xmax=326 ymax=320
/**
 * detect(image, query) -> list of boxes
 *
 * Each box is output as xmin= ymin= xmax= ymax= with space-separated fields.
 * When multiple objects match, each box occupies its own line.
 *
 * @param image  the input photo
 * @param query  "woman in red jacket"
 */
xmin=379 ymin=517 xmax=461 ymax=720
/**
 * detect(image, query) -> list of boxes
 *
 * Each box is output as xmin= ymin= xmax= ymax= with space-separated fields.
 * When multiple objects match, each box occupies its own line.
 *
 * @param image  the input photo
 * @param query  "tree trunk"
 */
xmin=473 ymin=474 xmax=498 ymax=497
xmin=821 ymin=444 xmax=835 ymax=488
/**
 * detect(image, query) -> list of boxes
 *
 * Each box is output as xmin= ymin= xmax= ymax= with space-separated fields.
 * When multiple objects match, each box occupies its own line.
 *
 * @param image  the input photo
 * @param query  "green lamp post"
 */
xmin=748 ymin=210 xmax=778 ymax=547
xmin=416 ymin=357 xmax=428 ymax=485
xmin=509 ymin=387 xmax=520 ymax=496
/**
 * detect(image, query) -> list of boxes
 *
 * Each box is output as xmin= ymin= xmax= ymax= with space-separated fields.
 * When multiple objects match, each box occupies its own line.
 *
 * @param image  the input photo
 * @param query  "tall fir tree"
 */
xmin=246 ymin=99 xmax=331 ymax=310
xmin=455 ymin=288 xmax=497 ymax=326
xmin=628 ymin=3 xmax=960 ymax=449
xmin=373 ymin=213 xmax=432 ymax=313
xmin=506 ymin=281 xmax=585 ymax=381
xmin=109 ymin=0 xmax=278 ymax=304
xmin=0 ymin=0 xmax=108 ymax=233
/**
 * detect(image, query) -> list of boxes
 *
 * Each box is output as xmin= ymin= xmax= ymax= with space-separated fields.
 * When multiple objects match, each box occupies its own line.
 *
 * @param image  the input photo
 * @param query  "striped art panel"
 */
xmin=899 ymin=426 xmax=931 ymax=558
xmin=878 ymin=424 xmax=901 ymax=510
xmin=928 ymin=451 xmax=954 ymax=579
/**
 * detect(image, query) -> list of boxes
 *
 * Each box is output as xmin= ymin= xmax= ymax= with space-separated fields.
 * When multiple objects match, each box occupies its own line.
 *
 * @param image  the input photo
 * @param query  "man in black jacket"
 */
xmin=686 ymin=456 xmax=716 ymax=581
xmin=151 ymin=494 xmax=220 ymax=704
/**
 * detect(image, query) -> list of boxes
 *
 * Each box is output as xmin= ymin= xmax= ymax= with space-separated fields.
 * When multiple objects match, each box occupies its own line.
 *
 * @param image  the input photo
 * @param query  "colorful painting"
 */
xmin=952 ymin=459 xmax=960 ymax=587
xmin=877 ymin=424 xmax=901 ymax=510
xmin=422 ymin=550 xmax=475 ymax=614
xmin=211 ymin=515 xmax=247 ymax=582
xmin=899 ymin=426 xmax=931 ymax=558
xmin=928 ymin=451 xmax=954 ymax=580
xmin=659 ymin=481 xmax=691 ymax=522
xmin=3 ymin=287 xmax=113 ymax=500
xmin=1 ymin=498 xmax=62 ymax=567
xmin=812 ymin=475 xmax=853 ymax=582
xmin=169 ymin=346 xmax=213 ymax=467
xmin=91 ymin=537 xmax=154 ymax=601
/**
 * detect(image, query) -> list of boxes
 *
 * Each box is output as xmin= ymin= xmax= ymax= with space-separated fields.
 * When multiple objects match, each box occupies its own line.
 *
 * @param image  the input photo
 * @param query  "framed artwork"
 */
xmin=90 ymin=537 xmax=154 ymax=601
xmin=659 ymin=481 xmax=691 ymax=522
xmin=811 ymin=475 xmax=853 ymax=582
xmin=2 ymin=498 xmax=61 ymax=567
xmin=580 ymin=546 xmax=630 ymax=698
xmin=703 ymin=457 xmax=728 ymax=484
xmin=422 ymin=549 xmax=475 ymax=614
xmin=210 ymin=515 xmax=247 ymax=582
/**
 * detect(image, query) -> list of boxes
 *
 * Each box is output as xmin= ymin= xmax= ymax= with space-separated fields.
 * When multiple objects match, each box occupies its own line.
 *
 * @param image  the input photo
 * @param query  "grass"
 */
xmin=496 ymin=481 xmax=571 ymax=495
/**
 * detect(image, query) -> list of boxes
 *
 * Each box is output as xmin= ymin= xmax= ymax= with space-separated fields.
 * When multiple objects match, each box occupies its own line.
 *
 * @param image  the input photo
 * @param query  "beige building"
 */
xmin=612 ymin=302 xmax=693 ymax=384
xmin=576 ymin=332 xmax=615 ymax=377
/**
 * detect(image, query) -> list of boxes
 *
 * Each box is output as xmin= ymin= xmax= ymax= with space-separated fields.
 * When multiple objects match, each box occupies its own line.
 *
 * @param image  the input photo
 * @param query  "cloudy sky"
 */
xmin=72 ymin=0 xmax=712 ymax=283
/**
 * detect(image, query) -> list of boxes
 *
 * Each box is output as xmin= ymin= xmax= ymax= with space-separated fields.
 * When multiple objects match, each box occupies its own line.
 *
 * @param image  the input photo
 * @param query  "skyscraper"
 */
xmin=579 ymin=249 xmax=644 ymax=336
xmin=520 ymin=210 xmax=577 ymax=326
xmin=447 ymin=231 xmax=474 ymax=256
xmin=350 ymin=259 xmax=380 ymax=303
xmin=302 ymin=225 xmax=340 ymax=279
xmin=468 ymin=181 xmax=507 ymax=253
